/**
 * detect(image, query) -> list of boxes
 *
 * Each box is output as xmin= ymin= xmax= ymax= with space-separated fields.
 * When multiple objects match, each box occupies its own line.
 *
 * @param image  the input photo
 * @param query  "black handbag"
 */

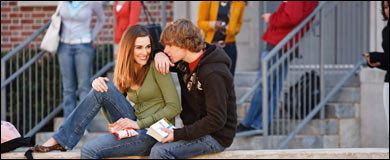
xmin=1 ymin=121 xmax=34 ymax=159
xmin=141 ymin=1 xmax=164 ymax=50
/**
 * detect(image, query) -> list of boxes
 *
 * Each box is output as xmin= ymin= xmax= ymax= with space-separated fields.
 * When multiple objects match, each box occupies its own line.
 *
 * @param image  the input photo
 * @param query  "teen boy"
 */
xmin=150 ymin=19 xmax=237 ymax=159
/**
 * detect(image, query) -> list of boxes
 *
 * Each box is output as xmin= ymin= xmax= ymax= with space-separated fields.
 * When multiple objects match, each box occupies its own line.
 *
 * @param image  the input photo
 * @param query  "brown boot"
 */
xmin=31 ymin=144 xmax=66 ymax=153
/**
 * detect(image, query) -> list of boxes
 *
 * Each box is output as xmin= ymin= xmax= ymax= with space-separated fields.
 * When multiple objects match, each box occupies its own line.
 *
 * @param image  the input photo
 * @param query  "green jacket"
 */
xmin=103 ymin=61 xmax=181 ymax=129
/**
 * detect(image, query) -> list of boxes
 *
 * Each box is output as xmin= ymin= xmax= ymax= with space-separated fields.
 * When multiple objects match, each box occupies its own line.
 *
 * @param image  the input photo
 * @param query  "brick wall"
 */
xmin=1 ymin=1 xmax=174 ymax=52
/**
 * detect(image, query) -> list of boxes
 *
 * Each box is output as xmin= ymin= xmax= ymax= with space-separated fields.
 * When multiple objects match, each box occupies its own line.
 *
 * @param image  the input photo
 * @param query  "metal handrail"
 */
xmin=2 ymin=20 xmax=115 ymax=136
xmin=1 ymin=22 xmax=50 ymax=62
xmin=1 ymin=51 xmax=46 ymax=89
xmin=278 ymin=60 xmax=365 ymax=149
xmin=236 ymin=1 xmax=332 ymax=106
xmin=1 ymin=22 xmax=50 ymax=89
xmin=262 ymin=1 xmax=366 ymax=149
xmin=262 ymin=1 xmax=329 ymax=63
xmin=236 ymin=1 xmax=368 ymax=150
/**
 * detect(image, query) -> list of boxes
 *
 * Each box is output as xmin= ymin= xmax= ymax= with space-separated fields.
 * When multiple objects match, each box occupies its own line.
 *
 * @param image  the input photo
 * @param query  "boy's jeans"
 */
xmin=150 ymin=135 xmax=225 ymax=159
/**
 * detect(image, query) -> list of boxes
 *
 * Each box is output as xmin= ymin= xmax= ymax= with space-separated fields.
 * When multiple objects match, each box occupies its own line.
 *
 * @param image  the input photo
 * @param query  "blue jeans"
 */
xmin=58 ymin=42 xmax=94 ymax=118
xmin=53 ymin=82 xmax=157 ymax=158
xmin=223 ymin=43 xmax=237 ymax=77
xmin=150 ymin=135 xmax=225 ymax=159
xmin=241 ymin=50 xmax=288 ymax=129
xmin=81 ymin=129 xmax=157 ymax=159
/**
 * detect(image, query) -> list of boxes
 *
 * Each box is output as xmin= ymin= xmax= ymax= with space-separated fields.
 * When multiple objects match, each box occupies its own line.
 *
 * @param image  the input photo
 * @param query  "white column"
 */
xmin=369 ymin=1 xmax=386 ymax=52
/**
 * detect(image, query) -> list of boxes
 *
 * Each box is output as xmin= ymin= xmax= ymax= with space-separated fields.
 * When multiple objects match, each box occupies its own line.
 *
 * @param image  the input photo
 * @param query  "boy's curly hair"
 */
xmin=160 ymin=19 xmax=205 ymax=52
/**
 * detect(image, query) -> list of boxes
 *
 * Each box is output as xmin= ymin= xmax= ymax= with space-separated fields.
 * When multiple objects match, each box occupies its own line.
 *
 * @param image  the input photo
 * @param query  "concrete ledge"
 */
xmin=1 ymin=148 xmax=388 ymax=159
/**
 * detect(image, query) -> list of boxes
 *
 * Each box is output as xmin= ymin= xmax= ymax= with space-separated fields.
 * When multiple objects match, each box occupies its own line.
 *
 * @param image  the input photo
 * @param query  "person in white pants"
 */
xmin=385 ymin=83 xmax=389 ymax=133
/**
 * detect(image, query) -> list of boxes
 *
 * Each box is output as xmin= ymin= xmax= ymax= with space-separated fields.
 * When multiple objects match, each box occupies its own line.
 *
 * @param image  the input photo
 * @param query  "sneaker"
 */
xmin=236 ymin=123 xmax=256 ymax=133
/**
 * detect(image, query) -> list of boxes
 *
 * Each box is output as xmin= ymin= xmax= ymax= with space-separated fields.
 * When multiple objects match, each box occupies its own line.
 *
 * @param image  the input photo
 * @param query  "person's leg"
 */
xmin=240 ymin=51 xmax=270 ymax=129
xmin=75 ymin=42 xmax=94 ymax=101
xmin=57 ymin=42 xmax=77 ymax=118
xmin=74 ymin=42 xmax=95 ymax=132
xmin=384 ymin=83 xmax=389 ymax=133
xmin=53 ymin=82 xmax=136 ymax=150
xmin=149 ymin=135 xmax=225 ymax=159
xmin=241 ymin=83 xmax=265 ymax=129
xmin=81 ymin=129 xmax=157 ymax=159
xmin=223 ymin=43 xmax=238 ymax=77
xmin=267 ymin=56 xmax=289 ymax=128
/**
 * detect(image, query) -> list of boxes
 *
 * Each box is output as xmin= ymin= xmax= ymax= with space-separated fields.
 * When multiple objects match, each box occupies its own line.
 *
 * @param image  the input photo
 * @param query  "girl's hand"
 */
xmin=115 ymin=118 xmax=140 ymax=130
xmin=92 ymin=77 xmax=109 ymax=92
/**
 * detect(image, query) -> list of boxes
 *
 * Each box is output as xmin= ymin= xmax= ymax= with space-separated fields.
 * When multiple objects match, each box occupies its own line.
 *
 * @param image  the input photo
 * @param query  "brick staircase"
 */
xmin=34 ymin=70 xmax=362 ymax=151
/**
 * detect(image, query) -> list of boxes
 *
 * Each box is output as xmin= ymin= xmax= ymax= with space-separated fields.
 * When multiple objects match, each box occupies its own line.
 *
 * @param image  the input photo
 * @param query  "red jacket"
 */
xmin=114 ymin=1 xmax=142 ymax=44
xmin=262 ymin=1 xmax=318 ymax=46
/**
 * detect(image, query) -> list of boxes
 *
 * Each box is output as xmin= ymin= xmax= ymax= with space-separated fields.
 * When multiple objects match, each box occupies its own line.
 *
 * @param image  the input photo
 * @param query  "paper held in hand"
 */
xmin=147 ymin=118 xmax=176 ymax=142
xmin=108 ymin=123 xmax=139 ymax=140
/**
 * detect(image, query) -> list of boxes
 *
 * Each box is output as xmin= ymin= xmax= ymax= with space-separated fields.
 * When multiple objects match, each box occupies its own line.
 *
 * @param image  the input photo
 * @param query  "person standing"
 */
xmin=198 ymin=1 xmax=246 ymax=76
xmin=57 ymin=1 xmax=105 ymax=118
xmin=237 ymin=1 xmax=319 ymax=133
xmin=113 ymin=1 xmax=142 ymax=60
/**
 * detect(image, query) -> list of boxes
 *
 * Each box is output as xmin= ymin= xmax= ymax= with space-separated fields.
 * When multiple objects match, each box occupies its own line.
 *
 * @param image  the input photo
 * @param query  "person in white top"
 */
xmin=57 ymin=1 xmax=105 ymax=119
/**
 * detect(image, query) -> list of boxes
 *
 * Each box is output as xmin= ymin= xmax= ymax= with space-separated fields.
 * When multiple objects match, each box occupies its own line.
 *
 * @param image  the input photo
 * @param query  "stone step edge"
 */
xmin=1 ymin=148 xmax=388 ymax=159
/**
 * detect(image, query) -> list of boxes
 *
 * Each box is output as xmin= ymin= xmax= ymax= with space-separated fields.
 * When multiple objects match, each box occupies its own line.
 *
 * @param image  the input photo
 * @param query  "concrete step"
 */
xmin=327 ymin=87 xmax=360 ymax=103
xmin=39 ymin=127 xmax=332 ymax=151
xmin=234 ymin=86 xmax=360 ymax=107
xmin=54 ymin=110 xmax=109 ymax=132
xmin=229 ymin=135 xmax=333 ymax=150
xmin=234 ymin=72 xmax=258 ymax=87
xmin=51 ymin=101 xmax=356 ymax=139
xmin=232 ymin=71 xmax=360 ymax=88
xmin=237 ymin=102 xmax=358 ymax=123
xmin=54 ymin=117 xmax=109 ymax=133
xmin=2 ymin=148 xmax=388 ymax=159
xmin=268 ymin=119 xmax=339 ymax=136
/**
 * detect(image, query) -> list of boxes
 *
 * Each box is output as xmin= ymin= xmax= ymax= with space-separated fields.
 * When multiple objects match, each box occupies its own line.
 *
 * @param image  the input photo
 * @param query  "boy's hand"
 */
xmin=161 ymin=128 xmax=174 ymax=144
xmin=115 ymin=118 xmax=140 ymax=130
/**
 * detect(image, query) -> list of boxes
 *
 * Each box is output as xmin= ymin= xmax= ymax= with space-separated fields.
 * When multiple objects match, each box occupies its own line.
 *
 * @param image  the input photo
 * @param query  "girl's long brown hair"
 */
xmin=114 ymin=25 xmax=153 ymax=93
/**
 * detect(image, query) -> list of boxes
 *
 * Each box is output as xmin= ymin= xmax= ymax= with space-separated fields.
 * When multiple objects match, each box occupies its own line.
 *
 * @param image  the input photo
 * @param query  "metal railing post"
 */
xmin=1 ymin=60 xmax=6 ymax=121
xmin=319 ymin=9 xmax=326 ymax=142
xmin=161 ymin=1 xmax=167 ymax=28
xmin=262 ymin=60 xmax=269 ymax=149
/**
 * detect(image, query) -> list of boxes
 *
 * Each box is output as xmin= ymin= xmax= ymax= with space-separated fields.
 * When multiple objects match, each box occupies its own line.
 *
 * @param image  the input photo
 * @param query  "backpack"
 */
xmin=1 ymin=121 xmax=33 ymax=159
xmin=283 ymin=70 xmax=321 ymax=119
